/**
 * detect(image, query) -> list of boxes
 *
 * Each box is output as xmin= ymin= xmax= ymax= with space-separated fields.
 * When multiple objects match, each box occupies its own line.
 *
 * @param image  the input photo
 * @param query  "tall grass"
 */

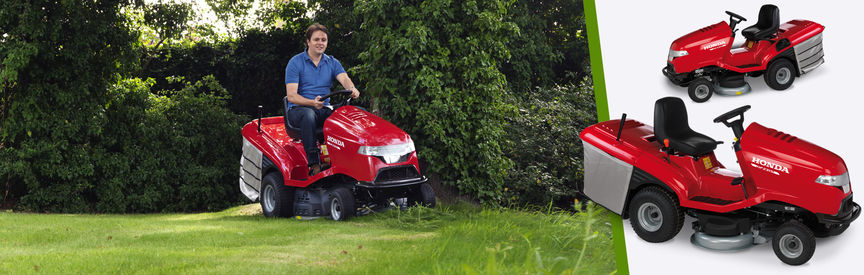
xmin=0 ymin=202 xmax=615 ymax=274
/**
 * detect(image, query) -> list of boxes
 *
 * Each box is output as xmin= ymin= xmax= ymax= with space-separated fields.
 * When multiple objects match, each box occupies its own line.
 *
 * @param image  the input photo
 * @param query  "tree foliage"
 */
xmin=1 ymin=1 xmax=245 ymax=212
xmin=354 ymin=0 xmax=519 ymax=202
xmin=504 ymin=0 xmax=588 ymax=92
xmin=0 ymin=0 xmax=138 ymax=211
xmin=142 ymin=27 xmax=308 ymax=117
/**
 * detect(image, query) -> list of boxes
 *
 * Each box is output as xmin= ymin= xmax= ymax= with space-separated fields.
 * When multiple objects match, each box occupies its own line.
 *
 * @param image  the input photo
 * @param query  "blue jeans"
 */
xmin=286 ymin=106 xmax=333 ymax=166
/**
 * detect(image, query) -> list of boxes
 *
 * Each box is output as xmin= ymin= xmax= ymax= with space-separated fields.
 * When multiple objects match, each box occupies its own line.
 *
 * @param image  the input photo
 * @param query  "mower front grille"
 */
xmin=374 ymin=165 xmax=421 ymax=184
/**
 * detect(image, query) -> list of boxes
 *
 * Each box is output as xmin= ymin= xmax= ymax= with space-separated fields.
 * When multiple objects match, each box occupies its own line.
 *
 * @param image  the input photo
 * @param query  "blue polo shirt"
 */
xmin=284 ymin=51 xmax=346 ymax=108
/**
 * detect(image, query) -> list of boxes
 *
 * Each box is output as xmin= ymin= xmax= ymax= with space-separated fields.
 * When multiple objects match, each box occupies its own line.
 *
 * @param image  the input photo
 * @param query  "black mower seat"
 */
xmin=283 ymin=97 xmax=324 ymax=141
xmin=654 ymin=97 xmax=717 ymax=157
xmin=742 ymin=4 xmax=779 ymax=41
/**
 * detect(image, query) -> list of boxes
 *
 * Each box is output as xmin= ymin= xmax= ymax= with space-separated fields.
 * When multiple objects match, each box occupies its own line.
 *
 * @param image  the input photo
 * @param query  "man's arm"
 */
xmin=286 ymin=83 xmax=324 ymax=109
xmin=336 ymin=73 xmax=360 ymax=98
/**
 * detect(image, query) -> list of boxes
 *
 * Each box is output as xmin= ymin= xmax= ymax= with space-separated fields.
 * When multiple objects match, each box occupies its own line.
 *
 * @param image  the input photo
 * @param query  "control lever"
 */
xmin=731 ymin=177 xmax=747 ymax=199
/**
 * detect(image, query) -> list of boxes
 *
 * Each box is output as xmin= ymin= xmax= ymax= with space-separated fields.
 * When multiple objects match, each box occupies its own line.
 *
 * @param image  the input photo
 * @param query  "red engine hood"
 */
xmin=671 ymin=21 xmax=731 ymax=51
xmin=740 ymin=123 xmax=847 ymax=176
xmin=324 ymin=106 xmax=412 ymax=147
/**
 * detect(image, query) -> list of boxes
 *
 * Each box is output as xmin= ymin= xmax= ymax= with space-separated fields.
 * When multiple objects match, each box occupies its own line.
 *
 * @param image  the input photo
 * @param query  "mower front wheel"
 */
xmin=772 ymin=220 xmax=816 ymax=265
xmin=407 ymin=183 xmax=436 ymax=208
xmin=628 ymin=187 xmax=684 ymax=243
xmin=687 ymin=78 xmax=714 ymax=103
xmin=329 ymin=187 xmax=356 ymax=221
xmin=260 ymin=172 xmax=295 ymax=218
xmin=765 ymin=59 xmax=795 ymax=90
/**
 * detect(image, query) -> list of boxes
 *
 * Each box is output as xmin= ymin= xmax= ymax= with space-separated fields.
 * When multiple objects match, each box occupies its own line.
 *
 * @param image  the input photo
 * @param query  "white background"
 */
xmin=595 ymin=1 xmax=861 ymax=273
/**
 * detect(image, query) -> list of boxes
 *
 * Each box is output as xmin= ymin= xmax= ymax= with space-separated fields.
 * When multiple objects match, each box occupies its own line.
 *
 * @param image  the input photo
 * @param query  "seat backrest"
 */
xmin=283 ymin=96 xmax=299 ymax=131
xmin=756 ymin=4 xmax=779 ymax=31
xmin=654 ymin=97 xmax=691 ymax=145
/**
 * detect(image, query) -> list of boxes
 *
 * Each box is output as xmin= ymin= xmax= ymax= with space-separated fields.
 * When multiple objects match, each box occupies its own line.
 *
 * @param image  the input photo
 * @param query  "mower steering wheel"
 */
xmin=714 ymin=105 xmax=751 ymax=144
xmin=725 ymin=11 xmax=747 ymax=22
xmin=318 ymin=89 xmax=353 ymax=108
xmin=713 ymin=105 xmax=751 ymax=126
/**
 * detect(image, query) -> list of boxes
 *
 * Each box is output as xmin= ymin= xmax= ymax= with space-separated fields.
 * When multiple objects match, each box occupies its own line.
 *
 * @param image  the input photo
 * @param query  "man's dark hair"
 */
xmin=305 ymin=23 xmax=329 ymax=40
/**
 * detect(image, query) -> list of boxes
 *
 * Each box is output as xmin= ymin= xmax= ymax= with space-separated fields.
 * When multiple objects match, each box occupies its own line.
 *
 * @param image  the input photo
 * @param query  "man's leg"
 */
xmin=287 ymin=107 xmax=320 ymax=167
xmin=314 ymin=108 xmax=334 ymax=128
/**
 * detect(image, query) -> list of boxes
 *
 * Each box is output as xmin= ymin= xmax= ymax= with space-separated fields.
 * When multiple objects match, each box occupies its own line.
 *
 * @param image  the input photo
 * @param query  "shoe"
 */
xmin=308 ymin=163 xmax=331 ymax=176
xmin=308 ymin=163 xmax=322 ymax=176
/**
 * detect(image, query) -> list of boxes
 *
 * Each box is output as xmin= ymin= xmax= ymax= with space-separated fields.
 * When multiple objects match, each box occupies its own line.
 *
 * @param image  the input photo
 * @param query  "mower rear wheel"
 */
xmin=260 ymin=172 xmax=295 ymax=218
xmin=687 ymin=78 xmax=714 ymax=103
xmin=765 ymin=59 xmax=795 ymax=90
xmin=407 ymin=183 xmax=436 ymax=208
xmin=628 ymin=187 xmax=684 ymax=243
xmin=772 ymin=220 xmax=815 ymax=265
xmin=328 ymin=187 xmax=356 ymax=221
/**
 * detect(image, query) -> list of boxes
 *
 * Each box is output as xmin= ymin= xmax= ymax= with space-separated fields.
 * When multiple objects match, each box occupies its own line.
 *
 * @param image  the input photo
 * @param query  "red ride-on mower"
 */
xmin=238 ymin=90 xmax=435 ymax=221
xmin=663 ymin=4 xmax=825 ymax=102
xmin=579 ymin=97 xmax=859 ymax=265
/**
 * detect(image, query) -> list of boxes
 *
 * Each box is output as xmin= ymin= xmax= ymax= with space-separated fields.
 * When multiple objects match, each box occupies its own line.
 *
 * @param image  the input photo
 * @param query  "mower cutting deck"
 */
xmin=663 ymin=4 xmax=825 ymax=102
xmin=579 ymin=97 xmax=858 ymax=265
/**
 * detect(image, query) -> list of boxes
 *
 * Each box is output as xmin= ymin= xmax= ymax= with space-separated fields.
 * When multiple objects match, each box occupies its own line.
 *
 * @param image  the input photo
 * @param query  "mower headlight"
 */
xmin=816 ymin=172 xmax=851 ymax=193
xmin=358 ymin=141 xmax=415 ymax=164
xmin=668 ymin=49 xmax=689 ymax=62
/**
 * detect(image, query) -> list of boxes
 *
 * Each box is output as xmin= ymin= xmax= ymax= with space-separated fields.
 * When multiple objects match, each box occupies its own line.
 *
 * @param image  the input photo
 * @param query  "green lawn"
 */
xmin=0 ymin=203 xmax=616 ymax=274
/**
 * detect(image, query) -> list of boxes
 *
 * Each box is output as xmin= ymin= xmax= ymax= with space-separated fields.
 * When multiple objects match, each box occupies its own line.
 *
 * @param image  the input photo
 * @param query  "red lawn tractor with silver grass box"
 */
xmin=663 ymin=4 xmax=824 ymax=102
xmin=238 ymin=91 xmax=435 ymax=221
xmin=579 ymin=97 xmax=858 ymax=265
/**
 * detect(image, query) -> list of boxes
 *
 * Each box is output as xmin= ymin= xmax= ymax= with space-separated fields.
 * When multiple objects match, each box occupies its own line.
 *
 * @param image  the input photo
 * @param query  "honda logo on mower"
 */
xmin=751 ymin=156 xmax=789 ymax=175
xmin=327 ymin=136 xmax=344 ymax=148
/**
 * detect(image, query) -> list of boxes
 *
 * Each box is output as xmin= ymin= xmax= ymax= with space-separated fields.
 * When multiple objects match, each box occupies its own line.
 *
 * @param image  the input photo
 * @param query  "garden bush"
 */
xmin=91 ymin=76 xmax=246 ymax=212
xmin=501 ymin=80 xmax=597 ymax=206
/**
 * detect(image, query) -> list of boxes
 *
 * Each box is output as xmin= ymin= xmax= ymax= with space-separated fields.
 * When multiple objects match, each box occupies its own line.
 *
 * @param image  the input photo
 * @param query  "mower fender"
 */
xmin=622 ymin=167 xmax=679 ymax=219
xmin=631 ymin=157 xmax=690 ymax=208
xmin=763 ymin=48 xmax=798 ymax=77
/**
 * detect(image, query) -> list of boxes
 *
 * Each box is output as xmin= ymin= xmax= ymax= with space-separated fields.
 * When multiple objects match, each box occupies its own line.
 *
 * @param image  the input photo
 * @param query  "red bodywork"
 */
xmin=668 ymin=20 xmax=824 ymax=74
xmin=580 ymin=119 xmax=851 ymax=216
xmin=240 ymin=106 xmax=421 ymax=187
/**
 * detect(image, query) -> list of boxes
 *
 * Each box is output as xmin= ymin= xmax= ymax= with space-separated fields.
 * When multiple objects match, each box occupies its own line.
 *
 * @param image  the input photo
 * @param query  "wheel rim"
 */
xmin=262 ymin=185 xmax=275 ymax=213
xmin=694 ymin=85 xmax=710 ymax=99
xmin=779 ymin=234 xmax=803 ymax=259
xmin=331 ymin=197 xmax=342 ymax=220
xmin=776 ymin=67 xmax=791 ymax=85
xmin=638 ymin=202 xmax=663 ymax=232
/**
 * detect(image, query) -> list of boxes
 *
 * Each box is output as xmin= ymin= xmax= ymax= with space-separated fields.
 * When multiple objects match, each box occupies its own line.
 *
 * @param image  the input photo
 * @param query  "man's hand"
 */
xmin=313 ymin=96 xmax=324 ymax=109
xmin=349 ymin=87 xmax=360 ymax=99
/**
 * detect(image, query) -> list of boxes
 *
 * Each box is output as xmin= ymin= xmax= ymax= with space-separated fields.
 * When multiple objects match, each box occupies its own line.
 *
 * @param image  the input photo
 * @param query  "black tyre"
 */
xmin=407 ymin=183 xmax=436 ymax=208
xmin=772 ymin=220 xmax=816 ymax=265
xmin=260 ymin=172 xmax=295 ymax=218
xmin=687 ymin=78 xmax=714 ymax=103
xmin=628 ymin=187 xmax=684 ymax=243
xmin=328 ymin=187 xmax=356 ymax=221
xmin=765 ymin=59 xmax=795 ymax=90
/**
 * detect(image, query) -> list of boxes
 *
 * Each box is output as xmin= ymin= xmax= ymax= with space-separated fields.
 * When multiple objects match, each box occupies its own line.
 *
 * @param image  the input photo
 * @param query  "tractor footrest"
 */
xmin=691 ymin=196 xmax=740 ymax=206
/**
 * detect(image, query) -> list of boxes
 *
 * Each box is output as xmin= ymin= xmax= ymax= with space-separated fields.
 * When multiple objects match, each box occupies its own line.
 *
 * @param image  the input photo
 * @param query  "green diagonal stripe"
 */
xmin=583 ymin=0 xmax=629 ymax=274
